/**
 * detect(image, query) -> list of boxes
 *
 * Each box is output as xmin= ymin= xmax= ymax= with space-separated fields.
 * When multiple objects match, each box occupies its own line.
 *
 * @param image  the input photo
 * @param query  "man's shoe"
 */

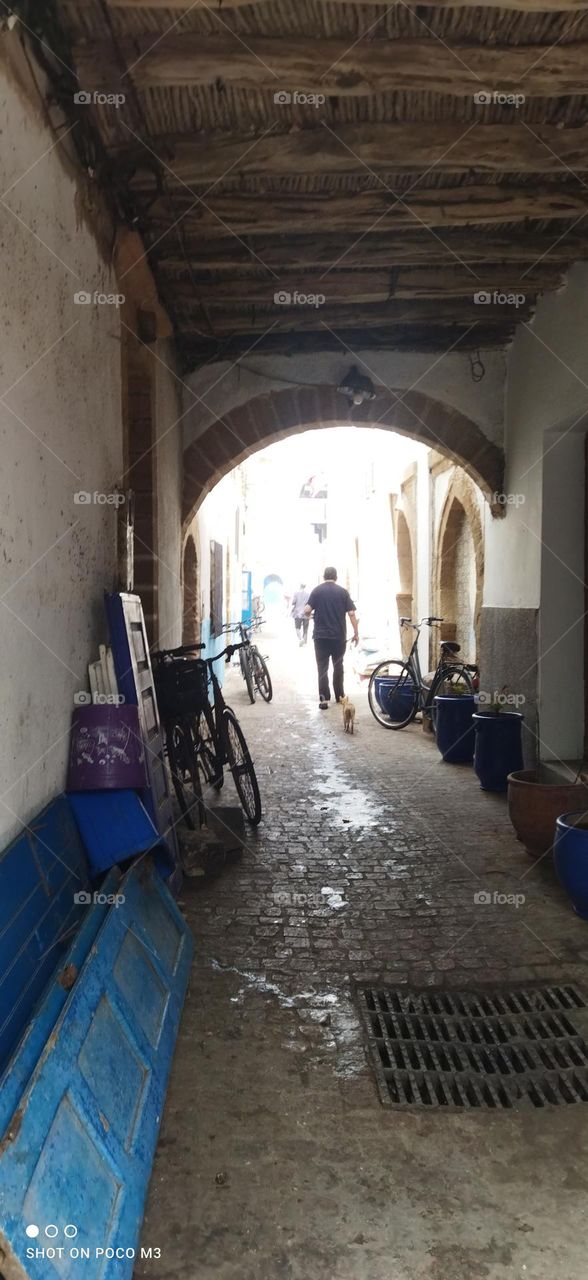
xmin=319 ymin=700 xmax=329 ymax=710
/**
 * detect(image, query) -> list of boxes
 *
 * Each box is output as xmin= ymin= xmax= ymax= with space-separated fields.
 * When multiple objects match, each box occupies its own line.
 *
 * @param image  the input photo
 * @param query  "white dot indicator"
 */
xmin=45 ymin=1225 xmax=59 ymax=1238
xmin=25 ymin=1225 xmax=39 ymax=1239
xmin=64 ymin=1225 xmax=78 ymax=1239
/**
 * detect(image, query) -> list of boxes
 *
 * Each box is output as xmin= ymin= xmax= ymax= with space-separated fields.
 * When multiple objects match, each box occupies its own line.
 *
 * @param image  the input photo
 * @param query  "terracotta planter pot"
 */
xmin=507 ymin=769 xmax=588 ymax=857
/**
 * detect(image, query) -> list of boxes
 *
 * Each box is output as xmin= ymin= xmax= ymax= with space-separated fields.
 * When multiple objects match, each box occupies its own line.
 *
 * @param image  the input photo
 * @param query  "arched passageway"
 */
xmin=182 ymin=385 xmax=503 ymax=532
xmin=435 ymin=473 xmax=484 ymax=664
xmin=181 ymin=534 xmax=200 ymax=644
xmin=395 ymin=510 xmax=414 ymax=625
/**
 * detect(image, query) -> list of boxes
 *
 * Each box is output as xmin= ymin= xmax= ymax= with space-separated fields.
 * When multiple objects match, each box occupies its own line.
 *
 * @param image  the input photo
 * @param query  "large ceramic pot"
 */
xmin=473 ymin=711 xmax=524 ymax=792
xmin=554 ymin=811 xmax=588 ymax=918
xmin=434 ymin=695 xmax=475 ymax=764
xmin=508 ymin=769 xmax=588 ymax=857
xmin=373 ymin=675 xmax=416 ymax=721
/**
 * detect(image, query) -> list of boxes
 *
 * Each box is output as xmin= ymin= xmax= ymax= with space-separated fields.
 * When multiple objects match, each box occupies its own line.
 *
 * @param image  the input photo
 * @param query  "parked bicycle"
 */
xmin=153 ymin=641 xmax=262 ymax=828
xmin=222 ymin=619 xmax=273 ymax=705
xmin=368 ymin=616 xmax=478 ymax=730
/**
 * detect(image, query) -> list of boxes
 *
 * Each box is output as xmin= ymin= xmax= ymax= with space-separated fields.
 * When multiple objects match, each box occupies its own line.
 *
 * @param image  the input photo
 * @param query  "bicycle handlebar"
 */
xmin=400 ymin=616 xmax=444 ymax=628
xmin=154 ymin=642 xmax=205 ymax=659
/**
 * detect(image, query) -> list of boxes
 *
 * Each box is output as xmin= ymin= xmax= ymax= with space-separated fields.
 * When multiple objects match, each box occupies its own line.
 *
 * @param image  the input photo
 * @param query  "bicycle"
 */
xmin=153 ymin=641 xmax=262 ymax=828
xmin=367 ymin=616 xmax=478 ymax=730
xmin=222 ymin=620 xmax=273 ymax=705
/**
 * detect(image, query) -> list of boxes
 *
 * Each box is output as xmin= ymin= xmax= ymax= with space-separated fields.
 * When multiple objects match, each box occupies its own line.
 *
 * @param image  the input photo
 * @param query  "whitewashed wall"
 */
xmin=0 ymin=52 xmax=123 ymax=843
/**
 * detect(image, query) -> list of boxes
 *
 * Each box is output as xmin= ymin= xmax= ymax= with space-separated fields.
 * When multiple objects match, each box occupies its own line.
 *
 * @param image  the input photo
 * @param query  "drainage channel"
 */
xmin=357 ymin=983 xmax=588 ymax=1109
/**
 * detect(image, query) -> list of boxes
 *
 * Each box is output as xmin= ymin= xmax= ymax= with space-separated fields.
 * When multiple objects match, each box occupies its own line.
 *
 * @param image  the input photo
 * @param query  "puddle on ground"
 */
xmin=308 ymin=738 xmax=385 ymax=830
xmin=210 ymin=959 xmax=365 ymax=1077
xmin=320 ymin=886 xmax=347 ymax=911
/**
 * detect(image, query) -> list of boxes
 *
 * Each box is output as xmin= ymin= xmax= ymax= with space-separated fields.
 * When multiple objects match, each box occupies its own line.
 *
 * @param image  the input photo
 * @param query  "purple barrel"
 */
xmin=67 ymin=704 xmax=147 ymax=791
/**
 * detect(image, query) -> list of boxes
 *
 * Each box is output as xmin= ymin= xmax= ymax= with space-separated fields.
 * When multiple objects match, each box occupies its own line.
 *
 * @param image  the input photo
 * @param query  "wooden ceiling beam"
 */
xmin=177 ymin=298 xmax=535 ymax=334
xmin=104 ymin=0 xmax=588 ymax=14
xmin=73 ymin=34 xmax=588 ymax=99
xmin=165 ymin=265 xmax=561 ymax=303
xmin=179 ymin=326 xmax=515 ymax=365
xmin=127 ymin=124 xmax=588 ymax=183
xmin=152 ymin=232 xmax=588 ymax=270
xmin=143 ymin=183 xmax=588 ymax=234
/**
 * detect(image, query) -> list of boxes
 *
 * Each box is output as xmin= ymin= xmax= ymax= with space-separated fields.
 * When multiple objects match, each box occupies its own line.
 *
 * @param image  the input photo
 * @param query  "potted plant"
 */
xmin=508 ymin=764 xmax=588 ymax=858
xmin=472 ymin=688 xmax=524 ymax=792
xmin=554 ymin=810 xmax=588 ymax=918
xmin=434 ymin=682 xmax=475 ymax=764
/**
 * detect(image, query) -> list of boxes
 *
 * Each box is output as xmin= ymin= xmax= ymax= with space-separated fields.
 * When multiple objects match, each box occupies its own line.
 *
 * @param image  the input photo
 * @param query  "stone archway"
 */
xmin=435 ymin=471 xmax=484 ymax=663
xmin=182 ymin=385 xmax=503 ymax=532
xmin=181 ymin=533 xmax=200 ymax=644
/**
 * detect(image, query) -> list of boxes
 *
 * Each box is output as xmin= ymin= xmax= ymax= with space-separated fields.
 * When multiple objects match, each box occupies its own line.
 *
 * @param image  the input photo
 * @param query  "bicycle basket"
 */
xmin=154 ymin=660 xmax=209 ymax=719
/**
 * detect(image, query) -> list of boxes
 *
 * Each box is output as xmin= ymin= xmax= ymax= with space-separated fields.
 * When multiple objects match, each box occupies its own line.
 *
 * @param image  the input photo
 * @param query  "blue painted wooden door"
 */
xmin=0 ymin=861 xmax=193 ymax=1279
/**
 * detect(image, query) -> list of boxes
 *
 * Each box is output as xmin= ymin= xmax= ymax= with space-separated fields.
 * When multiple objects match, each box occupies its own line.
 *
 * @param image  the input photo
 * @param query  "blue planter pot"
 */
xmin=434 ymin=695 xmax=475 ymax=764
xmin=473 ymin=711 xmax=524 ymax=792
xmin=373 ymin=675 xmax=415 ymax=720
xmin=554 ymin=811 xmax=588 ymax=919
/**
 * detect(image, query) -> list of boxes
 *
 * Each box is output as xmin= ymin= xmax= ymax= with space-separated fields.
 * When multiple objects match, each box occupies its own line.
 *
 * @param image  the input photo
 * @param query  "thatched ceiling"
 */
xmin=57 ymin=0 xmax=588 ymax=364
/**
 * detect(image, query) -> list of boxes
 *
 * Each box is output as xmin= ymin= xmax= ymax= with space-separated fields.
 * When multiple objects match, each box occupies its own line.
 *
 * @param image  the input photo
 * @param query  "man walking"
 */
xmin=291 ymin=583 xmax=310 ymax=645
xmin=306 ymin=567 xmax=359 ymax=709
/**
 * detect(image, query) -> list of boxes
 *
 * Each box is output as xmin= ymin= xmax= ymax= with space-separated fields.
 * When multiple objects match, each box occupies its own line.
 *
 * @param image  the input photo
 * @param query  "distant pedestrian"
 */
xmin=291 ymin=583 xmax=310 ymax=645
xmin=305 ymin=568 xmax=359 ymax=709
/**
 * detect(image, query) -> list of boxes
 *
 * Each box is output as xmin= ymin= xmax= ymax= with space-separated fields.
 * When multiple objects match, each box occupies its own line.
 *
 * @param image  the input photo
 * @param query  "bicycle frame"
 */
xmin=398 ymin=617 xmax=477 ymax=712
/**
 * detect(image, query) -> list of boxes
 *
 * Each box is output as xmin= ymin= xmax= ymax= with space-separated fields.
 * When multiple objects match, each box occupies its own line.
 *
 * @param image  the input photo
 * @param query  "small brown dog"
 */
xmin=340 ymin=695 xmax=356 ymax=734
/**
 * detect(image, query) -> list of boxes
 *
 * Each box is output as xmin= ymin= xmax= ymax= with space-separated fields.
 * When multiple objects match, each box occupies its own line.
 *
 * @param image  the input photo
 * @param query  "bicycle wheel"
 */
xmin=428 ymin=664 xmax=475 ymax=731
xmin=251 ymin=647 xmax=273 ymax=703
xmin=368 ymin=659 xmax=419 ymax=729
xmin=192 ymin=706 xmax=224 ymax=793
xmin=240 ymin=646 xmax=256 ymax=704
xmin=166 ymin=720 xmax=203 ymax=830
xmin=222 ymin=707 xmax=262 ymax=825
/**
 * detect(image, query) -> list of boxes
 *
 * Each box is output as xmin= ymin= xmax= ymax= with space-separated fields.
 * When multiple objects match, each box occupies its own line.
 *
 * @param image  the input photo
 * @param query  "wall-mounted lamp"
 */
xmin=337 ymin=365 xmax=377 ymax=407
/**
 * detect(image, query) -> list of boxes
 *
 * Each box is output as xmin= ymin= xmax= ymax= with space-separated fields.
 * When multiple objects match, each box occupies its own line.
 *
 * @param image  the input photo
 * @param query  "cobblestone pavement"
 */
xmin=139 ymin=626 xmax=588 ymax=1280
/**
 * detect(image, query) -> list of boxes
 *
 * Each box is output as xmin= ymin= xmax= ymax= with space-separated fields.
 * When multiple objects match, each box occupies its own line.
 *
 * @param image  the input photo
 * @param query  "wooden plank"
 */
xmin=129 ymin=124 xmax=588 ymax=182
xmin=153 ymin=232 xmax=588 ymax=270
xmin=178 ymin=298 xmax=535 ymax=333
xmin=105 ymin=0 xmax=588 ymax=13
xmin=73 ymin=34 xmax=588 ymax=98
xmin=164 ymin=265 xmax=562 ymax=302
xmin=180 ymin=325 xmax=516 ymax=362
xmin=144 ymin=183 xmax=588 ymax=234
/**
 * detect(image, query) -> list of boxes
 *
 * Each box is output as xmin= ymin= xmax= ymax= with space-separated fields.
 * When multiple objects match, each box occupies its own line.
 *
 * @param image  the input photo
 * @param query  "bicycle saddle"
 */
xmin=440 ymin=640 xmax=461 ymax=654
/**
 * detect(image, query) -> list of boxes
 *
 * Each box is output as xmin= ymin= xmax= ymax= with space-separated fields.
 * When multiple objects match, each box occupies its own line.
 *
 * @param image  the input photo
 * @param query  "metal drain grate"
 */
xmin=357 ymin=984 xmax=588 ymax=1109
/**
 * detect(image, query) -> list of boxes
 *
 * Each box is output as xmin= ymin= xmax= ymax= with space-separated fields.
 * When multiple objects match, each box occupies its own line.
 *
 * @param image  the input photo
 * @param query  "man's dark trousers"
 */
xmin=314 ymin=638 xmax=346 ymax=702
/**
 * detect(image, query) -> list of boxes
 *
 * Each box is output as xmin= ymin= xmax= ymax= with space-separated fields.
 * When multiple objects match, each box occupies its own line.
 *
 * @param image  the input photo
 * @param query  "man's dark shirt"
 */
xmin=307 ymin=581 xmax=356 ymax=644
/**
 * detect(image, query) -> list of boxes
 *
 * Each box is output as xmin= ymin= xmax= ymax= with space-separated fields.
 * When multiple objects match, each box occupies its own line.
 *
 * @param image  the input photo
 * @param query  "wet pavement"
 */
xmin=138 ymin=627 xmax=588 ymax=1280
